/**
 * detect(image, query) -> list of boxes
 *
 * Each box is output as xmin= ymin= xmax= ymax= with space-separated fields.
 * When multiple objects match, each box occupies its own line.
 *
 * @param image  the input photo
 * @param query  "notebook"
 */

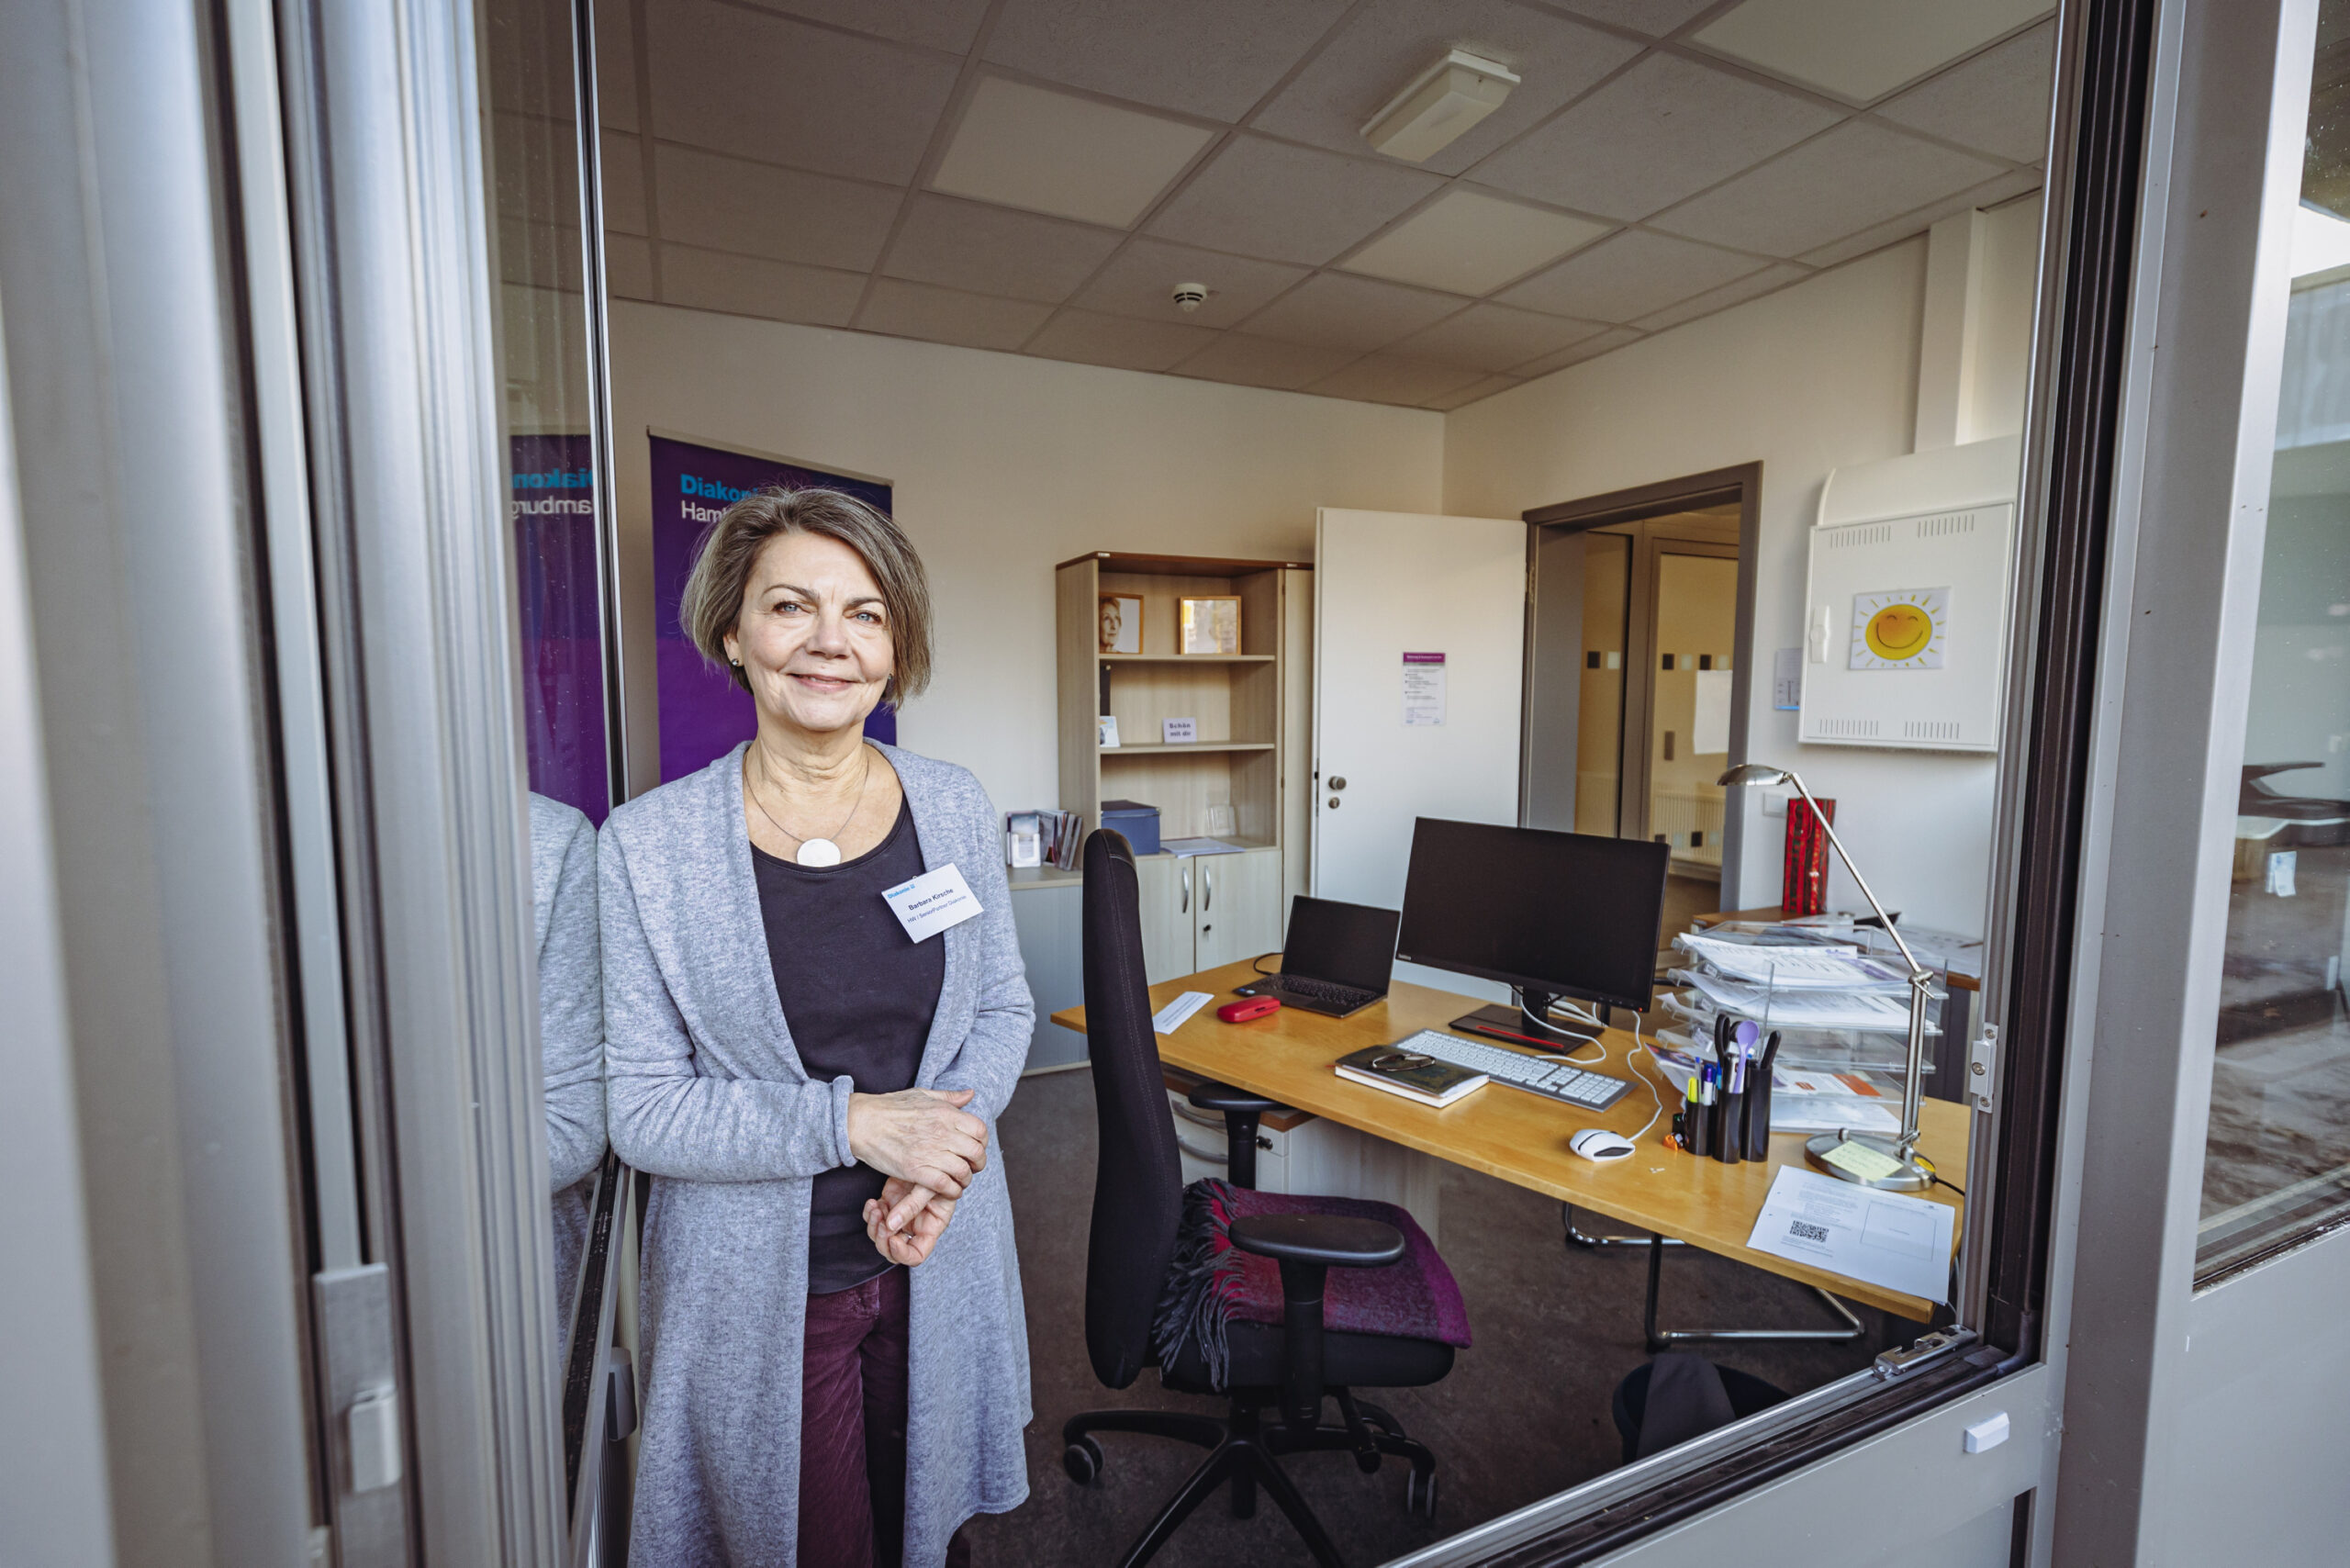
xmin=1334 ymin=1045 xmax=1488 ymax=1108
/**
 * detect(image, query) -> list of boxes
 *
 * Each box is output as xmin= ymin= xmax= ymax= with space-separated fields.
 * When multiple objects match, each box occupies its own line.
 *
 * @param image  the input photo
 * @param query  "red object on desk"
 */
xmin=1217 ymin=995 xmax=1281 ymax=1024
xmin=1782 ymin=796 xmax=1835 ymax=916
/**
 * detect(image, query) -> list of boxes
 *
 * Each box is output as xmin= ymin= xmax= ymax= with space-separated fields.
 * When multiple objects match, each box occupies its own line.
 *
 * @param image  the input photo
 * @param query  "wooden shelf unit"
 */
xmin=1058 ymin=550 xmax=1311 ymax=863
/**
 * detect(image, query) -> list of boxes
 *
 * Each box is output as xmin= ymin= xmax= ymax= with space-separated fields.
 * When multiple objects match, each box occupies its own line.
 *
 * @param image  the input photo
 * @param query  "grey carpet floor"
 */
xmin=964 ymin=1069 xmax=1901 ymax=1567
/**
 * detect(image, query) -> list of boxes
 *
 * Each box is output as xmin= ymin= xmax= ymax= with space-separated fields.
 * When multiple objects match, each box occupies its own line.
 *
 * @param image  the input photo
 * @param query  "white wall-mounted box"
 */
xmin=1799 ymin=436 xmax=2022 ymax=752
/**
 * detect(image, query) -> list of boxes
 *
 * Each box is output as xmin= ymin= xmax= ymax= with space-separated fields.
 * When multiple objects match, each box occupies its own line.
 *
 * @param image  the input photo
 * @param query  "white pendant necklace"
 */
xmin=749 ymin=746 xmax=873 ymax=867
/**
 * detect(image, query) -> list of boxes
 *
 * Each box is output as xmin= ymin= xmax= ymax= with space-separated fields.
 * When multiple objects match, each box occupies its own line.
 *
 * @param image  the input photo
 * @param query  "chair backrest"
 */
xmin=1079 ymin=828 xmax=1185 ymax=1389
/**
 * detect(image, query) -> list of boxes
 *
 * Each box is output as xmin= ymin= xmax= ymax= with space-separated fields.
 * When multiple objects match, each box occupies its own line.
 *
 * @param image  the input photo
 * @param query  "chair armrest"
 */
xmin=1228 ymin=1214 xmax=1405 ymax=1269
xmin=1188 ymin=1081 xmax=1285 ymax=1189
xmin=1229 ymin=1214 xmax=1406 ymax=1428
xmin=1188 ymin=1081 xmax=1282 ymax=1115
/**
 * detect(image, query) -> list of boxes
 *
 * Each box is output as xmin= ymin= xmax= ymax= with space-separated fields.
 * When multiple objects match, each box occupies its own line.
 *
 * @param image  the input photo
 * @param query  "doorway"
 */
xmin=1525 ymin=468 xmax=1762 ymax=931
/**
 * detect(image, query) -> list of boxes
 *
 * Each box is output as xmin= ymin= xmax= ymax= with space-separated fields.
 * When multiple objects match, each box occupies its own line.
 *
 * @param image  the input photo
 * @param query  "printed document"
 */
xmin=1676 ymin=933 xmax=1909 ymax=991
xmin=1745 ymin=1165 xmax=1954 ymax=1303
xmin=1152 ymin=991 xmax=1214 ymax=1036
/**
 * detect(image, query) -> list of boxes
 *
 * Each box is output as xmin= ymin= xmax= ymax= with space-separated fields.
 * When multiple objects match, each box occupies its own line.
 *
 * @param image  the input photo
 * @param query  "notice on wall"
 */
xmin=1774 ymin=647 xmax=1804 ymax=711
xmin=1693 ymin=669 xmax=1733 ymax=754
xmin=648 ymin=434 xmax=894 ymax=782
xmin=510 ymin=432 xmax=607 ymax=823
xmin=1402 ymin=652 xmax=1447 ymax=726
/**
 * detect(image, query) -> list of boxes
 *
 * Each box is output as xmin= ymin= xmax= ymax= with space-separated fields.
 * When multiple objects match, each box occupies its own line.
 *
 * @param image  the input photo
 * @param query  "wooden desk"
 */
xmin=1051 ymin=960 xmax=1966 ymax=1322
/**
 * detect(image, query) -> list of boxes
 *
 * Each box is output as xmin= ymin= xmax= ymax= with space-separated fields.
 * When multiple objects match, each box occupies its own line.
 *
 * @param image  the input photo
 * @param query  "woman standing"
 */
xmin=602 ymin=488 xmax=1033 ymax=1567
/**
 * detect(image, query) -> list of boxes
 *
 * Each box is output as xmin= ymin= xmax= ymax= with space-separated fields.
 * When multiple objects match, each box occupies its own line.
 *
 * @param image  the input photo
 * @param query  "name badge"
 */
xmin=882 ymin=864 xmax=983 ymax=943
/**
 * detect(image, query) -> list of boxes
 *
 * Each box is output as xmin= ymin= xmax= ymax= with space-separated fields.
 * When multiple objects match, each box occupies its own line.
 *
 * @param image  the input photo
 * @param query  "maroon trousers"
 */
xmin=797 ymin=1268 xmax=971 ymax=1568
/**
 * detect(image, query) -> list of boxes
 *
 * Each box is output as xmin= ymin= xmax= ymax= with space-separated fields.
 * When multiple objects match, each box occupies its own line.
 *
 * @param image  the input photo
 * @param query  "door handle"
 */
xmin=1329 ymin=777 xmax=1347 ymax=790
xmin=1203 ymin=865 xmax=1213 ymax=913
xmin=1181 ymin=862 xmax=1191 ymax=913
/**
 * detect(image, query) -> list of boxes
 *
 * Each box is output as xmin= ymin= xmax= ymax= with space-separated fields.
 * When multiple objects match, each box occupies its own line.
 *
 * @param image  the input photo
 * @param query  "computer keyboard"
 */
xmin=1391 ymin=1029 xmax=1631 ymax=1112
xmin=1278 ymin=974 xmax=1382 ymax=1010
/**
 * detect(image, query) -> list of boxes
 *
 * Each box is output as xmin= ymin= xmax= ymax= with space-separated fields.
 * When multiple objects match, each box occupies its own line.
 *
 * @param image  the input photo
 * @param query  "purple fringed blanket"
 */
xmin=1154 ymin=1180 xmax=1471 ymax=1389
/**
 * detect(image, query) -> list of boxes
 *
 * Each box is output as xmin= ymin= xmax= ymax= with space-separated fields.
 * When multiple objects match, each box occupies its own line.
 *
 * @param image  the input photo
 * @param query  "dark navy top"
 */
xmin=753 ymin=796 xmax=944 ymax=1294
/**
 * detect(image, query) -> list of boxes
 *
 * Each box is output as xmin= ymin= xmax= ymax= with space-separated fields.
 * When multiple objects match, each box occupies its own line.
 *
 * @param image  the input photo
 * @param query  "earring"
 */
xmin=730 ymin=657 xmax=742 ymax=667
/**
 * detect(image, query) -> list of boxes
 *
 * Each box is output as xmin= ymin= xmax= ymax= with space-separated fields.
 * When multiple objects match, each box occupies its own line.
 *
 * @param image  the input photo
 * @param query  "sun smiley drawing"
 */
xmin=1849 ymin=587 xmax=1949 ymax=670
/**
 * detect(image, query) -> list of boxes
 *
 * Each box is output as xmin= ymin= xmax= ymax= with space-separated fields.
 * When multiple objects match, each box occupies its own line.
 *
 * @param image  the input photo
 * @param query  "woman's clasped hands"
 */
xmin=846 ymin=1086 xmax=987 ymax=1267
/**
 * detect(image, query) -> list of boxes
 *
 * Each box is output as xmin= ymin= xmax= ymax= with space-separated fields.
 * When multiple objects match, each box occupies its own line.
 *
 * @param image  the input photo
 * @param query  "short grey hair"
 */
xmin=677 ymin=487 xmax=934 ymax=700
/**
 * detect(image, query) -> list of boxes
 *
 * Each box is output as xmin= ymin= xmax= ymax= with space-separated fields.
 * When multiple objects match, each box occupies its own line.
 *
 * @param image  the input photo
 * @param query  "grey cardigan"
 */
xmin=531 ymin=791 xmax=607 ymax=1313
xmin=601 ymin=742 xmax=1035 ymax=1567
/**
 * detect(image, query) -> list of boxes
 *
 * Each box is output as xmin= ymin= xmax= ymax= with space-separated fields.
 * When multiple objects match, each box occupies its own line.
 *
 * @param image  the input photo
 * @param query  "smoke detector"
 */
xmin=1170 ymin=282 xmax=1209 ymax=312
xmin=1361 ymin=50 xmax=1519 ymax=162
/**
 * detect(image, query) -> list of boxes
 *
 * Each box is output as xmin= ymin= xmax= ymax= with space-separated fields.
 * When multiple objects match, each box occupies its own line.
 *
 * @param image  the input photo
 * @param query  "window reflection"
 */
xmin=2199 ymin=4 xmax=2350 ymax=1279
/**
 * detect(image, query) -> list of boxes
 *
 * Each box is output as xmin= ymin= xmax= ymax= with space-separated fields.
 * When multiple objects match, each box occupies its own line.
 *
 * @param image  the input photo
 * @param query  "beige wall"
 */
xmin=1445 ymin=202 xmax=2040 ymax=935
xmin=609 ymin=300 xmax=1445 ymax=815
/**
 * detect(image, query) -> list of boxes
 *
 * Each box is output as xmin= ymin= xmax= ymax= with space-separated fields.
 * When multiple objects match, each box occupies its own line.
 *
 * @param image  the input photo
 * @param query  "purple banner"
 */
xmin=511 ymin=432 xmax=608 ymax=823
xmin=647 ymin=434 xmax=895 ymax=784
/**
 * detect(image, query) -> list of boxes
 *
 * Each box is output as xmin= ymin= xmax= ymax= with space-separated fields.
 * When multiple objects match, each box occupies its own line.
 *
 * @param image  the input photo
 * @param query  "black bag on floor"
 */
xmin=1611 ymin=1353 xmax=1788 ymax=1464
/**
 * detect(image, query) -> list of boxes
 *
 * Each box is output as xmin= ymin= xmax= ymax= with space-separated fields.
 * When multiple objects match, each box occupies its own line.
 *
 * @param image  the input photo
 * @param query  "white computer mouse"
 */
xmin=1570 ymin=1128 xmax=1638 ymax=1162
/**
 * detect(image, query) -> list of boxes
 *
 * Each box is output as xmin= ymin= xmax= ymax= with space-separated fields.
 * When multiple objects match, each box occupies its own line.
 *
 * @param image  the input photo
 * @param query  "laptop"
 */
xmin=1235 ymin=896 xmax=1401 ymax=1018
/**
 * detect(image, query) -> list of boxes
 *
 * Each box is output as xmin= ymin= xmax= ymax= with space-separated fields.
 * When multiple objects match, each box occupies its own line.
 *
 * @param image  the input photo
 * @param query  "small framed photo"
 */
xmin=1178 ymin=596 xmax=1241 ymax=655
xmin=1098 ymin=594 xmax=1143 ymax=655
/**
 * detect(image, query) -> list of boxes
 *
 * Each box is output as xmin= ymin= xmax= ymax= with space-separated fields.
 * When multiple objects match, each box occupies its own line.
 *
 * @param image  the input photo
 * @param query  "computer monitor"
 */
xmin=1395 ymin=818 xmax=1671 ymax=1020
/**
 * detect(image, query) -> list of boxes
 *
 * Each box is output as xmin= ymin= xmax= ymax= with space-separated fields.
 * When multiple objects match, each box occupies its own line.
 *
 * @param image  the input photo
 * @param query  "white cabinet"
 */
xmin=1133 ymin=847 xmax=1284 ymax=984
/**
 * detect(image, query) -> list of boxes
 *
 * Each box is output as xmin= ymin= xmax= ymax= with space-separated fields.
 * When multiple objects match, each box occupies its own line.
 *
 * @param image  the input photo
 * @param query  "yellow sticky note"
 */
xmin=1821 ymin=1139 xmax=1906 ymax=1182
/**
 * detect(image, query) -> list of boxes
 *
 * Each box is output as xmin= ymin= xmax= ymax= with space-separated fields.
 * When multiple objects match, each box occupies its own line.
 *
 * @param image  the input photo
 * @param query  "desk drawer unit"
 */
xmin=1164 ymin=1085 xmax=1441 ymax=1247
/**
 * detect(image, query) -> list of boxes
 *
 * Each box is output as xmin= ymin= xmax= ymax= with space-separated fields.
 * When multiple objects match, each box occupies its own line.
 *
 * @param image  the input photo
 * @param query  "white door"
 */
xmin=1313 ymin=508 xmax=1528 ymax=997
xmin=1132 ymin=854 xmax=1195 ymax=983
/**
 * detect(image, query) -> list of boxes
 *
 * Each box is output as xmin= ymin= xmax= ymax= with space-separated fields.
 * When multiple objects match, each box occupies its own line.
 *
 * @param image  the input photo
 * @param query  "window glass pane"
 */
xmin=2199 ymin=4 xmax=2350 ymax=1279
xmin=1575 ymin=532 xmax=1629 ymax=837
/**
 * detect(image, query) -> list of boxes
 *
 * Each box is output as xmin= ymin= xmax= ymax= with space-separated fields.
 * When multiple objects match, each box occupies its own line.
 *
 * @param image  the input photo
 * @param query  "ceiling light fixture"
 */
xmin=1361 ymin=49 xmax=1520 ymax=162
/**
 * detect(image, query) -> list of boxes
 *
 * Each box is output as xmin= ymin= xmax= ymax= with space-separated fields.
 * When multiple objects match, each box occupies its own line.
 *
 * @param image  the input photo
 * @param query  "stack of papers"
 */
xmin=1669 ymin=969 xmax=1928 ymax=1030
xmin=1674 ymin=933 xmax=1911 ymax=991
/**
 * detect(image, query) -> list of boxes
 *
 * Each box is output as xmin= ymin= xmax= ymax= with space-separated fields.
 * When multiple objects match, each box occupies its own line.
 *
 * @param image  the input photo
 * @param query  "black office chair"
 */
xmin=1063 ymin=828 xmax=1464 ymax=1568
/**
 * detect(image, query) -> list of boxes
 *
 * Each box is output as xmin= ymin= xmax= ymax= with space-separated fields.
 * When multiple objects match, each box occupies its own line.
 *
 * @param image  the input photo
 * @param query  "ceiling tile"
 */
xmin=1390 ymin=301 xmax=1610 ymax=371
xmin=1145 ymin=135 xmax=1443 ymax=265
xmin=1647 ymin=119 xmax=2004 ymax=256
xmin=654 ymin=145 xmax=901 ymax=272
xmin=1172 ymin=333 xmax=1364 ymax=389
xmin=1420 ymin=372 xmax=1522 ymax=410
xmin=1305 ymin=352 xmax=1485 ymax=406
xmin=883 ymin=196 xmax=1125 ymax=303
xmin=1251 ymin=0 xmax=1645 ymax=176
xmin=1632 ymin=260 xmax=1810 ymax=330
xmin=647 ymin=0 xmax=958 ymax=183
xmin=984 ymin=0 xmax=1351 ymax=120
xmin=929 ymin=76 xmax=1215 ymax=229
xmin=734 ymin=0 xmax=992 ymax=52
xmin=1875 ymin=21 xmax=2056 ymax=163
xmin=1693 ymin=0 xmax=2053 ymax=105
xmin=1025 ymin=309 xmax=1221 ymax=371
xmin=1339 ymin=188 xmax=1612 ymax=295
xmin=1511 ymin=324 xmax=1645 ymax=377
xmin=1500 ymin=229 xmax=1766 ymax=322
xmin=1470 ymin=52 xmax=1844 ymax=222
xmin=1541 ymin=0 xmax=1718 ymax=34
xmin=1238 ymin=271 xmax=1469 ymax=351
xmin=607 ymin=234 xmax=655 ymax=300
xmin=596 ymin=0 xmax=639 ymax=131
xmin=1796 ymin=166 xmax=2042 ymax=268
xmin=659 ymin=243 xmax=867 ymax=326
xmin=601 ymin=131 xmax=648 ymax=234
xmin=1070 ymin=238 xmax=1309 ymax=328
xmin=855 ymin=278 xmax=1056 ymax=352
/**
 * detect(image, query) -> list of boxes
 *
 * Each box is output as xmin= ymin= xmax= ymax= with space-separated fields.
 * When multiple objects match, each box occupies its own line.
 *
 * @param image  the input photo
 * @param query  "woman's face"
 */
xmin=724 ymin=530 xmax=895 ymax=738
xmin=1099 ymin=600 xmax=1121 ymax=645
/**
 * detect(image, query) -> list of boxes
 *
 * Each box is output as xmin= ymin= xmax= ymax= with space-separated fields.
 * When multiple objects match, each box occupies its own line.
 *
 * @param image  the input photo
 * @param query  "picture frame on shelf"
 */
xmin=1179 ymin=595 xmax=1240 ymax=655
xmin=1099 ymin=594 xmax=1143 ymax=655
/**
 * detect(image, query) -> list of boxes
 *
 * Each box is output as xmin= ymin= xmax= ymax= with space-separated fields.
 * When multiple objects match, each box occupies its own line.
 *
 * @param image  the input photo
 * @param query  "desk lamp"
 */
xmin=1718 ymin=764 xmax=1934 ymax=1193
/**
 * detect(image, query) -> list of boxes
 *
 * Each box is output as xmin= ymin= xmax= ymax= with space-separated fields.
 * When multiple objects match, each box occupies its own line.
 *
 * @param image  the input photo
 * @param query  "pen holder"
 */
xmin=1742 ymin=1076 xmax=1773 ymax=1161
xmin=1715 ymin=1090 xmax=1745 ymax=1162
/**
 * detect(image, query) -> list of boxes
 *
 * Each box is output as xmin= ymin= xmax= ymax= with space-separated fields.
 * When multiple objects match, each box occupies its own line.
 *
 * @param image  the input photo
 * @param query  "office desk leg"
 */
xmin=1562 ymin=1204 xmax=1685 ymax=1249
xmin=1640 ymin=1233 xmax=1864 ymax=1353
